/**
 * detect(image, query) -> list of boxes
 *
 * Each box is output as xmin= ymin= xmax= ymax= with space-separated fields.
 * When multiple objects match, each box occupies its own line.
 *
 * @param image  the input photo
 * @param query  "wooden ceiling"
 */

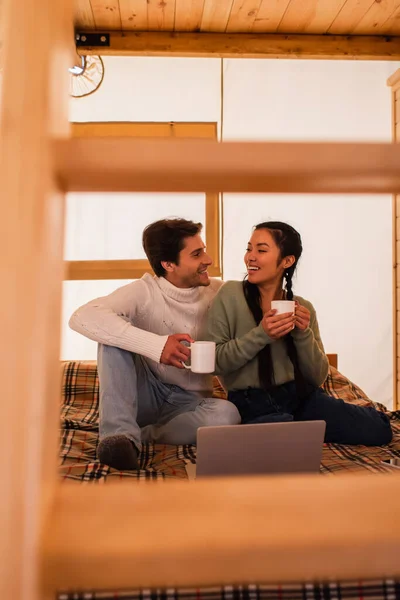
xmin=75 ymin=0 xmax=400 ymax=35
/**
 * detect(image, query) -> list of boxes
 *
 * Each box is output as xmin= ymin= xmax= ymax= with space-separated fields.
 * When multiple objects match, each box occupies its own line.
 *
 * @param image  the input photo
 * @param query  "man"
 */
xmin=69 ymin=218 xmax=240 ymax=470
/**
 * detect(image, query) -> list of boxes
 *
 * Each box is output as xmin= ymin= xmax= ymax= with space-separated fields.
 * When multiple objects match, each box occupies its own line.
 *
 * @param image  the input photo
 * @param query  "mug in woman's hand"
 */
xmin=182 ymin=341 xmax=216 ymax=373
xmin=271 ymin=300 xmax=295 ymax=315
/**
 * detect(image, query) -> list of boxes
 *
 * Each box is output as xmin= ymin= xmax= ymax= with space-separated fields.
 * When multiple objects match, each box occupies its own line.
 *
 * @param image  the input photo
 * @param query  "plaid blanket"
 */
xmin=60 ymin=361 xmax=400 ymax=481
xmin=58 ymin=580 xmax=400 ymax=600
xmin=59 ymin=362 xmax=400 ymax=600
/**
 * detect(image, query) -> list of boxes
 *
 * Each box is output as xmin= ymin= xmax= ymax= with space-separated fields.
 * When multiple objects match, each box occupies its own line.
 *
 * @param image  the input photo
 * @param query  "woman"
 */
xmin=207 ymin=221 xmax=392 ymax=446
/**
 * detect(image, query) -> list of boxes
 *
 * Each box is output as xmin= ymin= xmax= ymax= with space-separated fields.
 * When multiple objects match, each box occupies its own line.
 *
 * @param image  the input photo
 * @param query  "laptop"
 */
xmin=186 ymin=420 xmax=326 ymax=480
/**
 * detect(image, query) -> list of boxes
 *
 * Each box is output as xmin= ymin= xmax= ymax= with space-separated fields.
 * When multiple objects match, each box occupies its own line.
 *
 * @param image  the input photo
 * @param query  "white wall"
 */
xmin=69 ymin=56 xmax=221 ymax=123
xmin=64 ymin=56 xmax=396 ymax=407
xmin=222 ymin=60 xmax=395 ymax=406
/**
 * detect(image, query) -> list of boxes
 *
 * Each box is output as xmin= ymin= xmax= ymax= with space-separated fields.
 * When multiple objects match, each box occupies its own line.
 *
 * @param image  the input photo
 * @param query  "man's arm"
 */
xmin=69 ymin=279 xmax=168 ymax=363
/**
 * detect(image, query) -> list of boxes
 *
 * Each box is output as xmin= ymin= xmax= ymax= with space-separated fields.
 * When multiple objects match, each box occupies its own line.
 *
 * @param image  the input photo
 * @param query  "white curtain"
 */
xmin=64 ymin=56 xmax=397 ymax=407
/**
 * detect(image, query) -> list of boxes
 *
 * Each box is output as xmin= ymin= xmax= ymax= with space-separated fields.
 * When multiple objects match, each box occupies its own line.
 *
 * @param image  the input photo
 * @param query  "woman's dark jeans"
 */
xmin=228 ymin=382 xmax=392 ymax=446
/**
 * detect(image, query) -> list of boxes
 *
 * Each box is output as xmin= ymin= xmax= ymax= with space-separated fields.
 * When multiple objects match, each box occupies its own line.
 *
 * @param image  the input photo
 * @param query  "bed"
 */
xmin=60 ymin=359 xmax=400 ymax=482
xmin=57 ymin=358 xmax=400 ymax=599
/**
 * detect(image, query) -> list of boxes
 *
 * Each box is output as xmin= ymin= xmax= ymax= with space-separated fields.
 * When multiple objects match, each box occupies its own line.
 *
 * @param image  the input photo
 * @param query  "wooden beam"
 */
xmin=76 ymin=31 xmax=400 ymax=60
xmin=327 ymin=353 xmax=337 ymax=369
xmin=44 ymin=473 xmax=400 ymax=591
xmin=65 ymin=259 xmax=221 ymax=280
xmin=54 ymin=139 xmax=400 ymax=194
xmin=66 ymin=259 xmax=152 ymax=280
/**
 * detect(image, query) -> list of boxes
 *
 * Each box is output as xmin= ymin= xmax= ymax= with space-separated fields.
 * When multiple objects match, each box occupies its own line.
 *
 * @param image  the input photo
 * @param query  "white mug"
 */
xmin=271 ymin=300 xmax=295 ymax=315
xmin=182 ymin=341 xmax=216 ymax=374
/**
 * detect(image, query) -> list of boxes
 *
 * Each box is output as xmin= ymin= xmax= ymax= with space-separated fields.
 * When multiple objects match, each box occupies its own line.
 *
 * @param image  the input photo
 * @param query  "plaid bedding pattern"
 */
xmin=59 ymin=362 xmax=400 ymax=600
xmin=58 ymin=579 xmax=400 ymax=600
xmin=60 ymin=361 xmax=400 ymax=481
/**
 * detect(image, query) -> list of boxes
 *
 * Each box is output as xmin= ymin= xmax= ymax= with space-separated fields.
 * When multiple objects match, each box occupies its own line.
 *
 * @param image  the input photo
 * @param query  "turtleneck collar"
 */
xmin=152 ymin=274 xmax=201 ymax=303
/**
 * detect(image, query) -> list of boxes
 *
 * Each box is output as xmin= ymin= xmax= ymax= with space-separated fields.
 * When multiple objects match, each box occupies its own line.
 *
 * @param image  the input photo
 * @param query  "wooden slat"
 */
xmin=70 ymin=121 xmax=217 ymax=138
xmin=328 ymin=0 xmax=375 ymax=34
xmin=175 ymin=0 xmax=205 ymax=31
xmin=353 ymin=0 xmax=400 ymax=34
xmin=396 ymin=98 xmax=400 ymax=124
xmin=393 ymin=84 xmax=398 ymax=411
xmin=252 ymin=0 xmax=292 ymax=32
xmin=381 ymin=6 xmax=400 ymax=34
xmin=44 ymin=475 xmax=400 ymax=591
xmin=226 ymin=0 xmax=263 ymax=33
xmin=0 ymin=0 xmax=71 ymax=597
xmin=90 ymin=0 xmax=121 ymax=30
xmin=277 ymin=0 xmax=347 ymax=34
xmin=76 ymin=31 xmax=400 ymax=59
xmin=201 ymin=0 xmax=234 ymax=31
xmin=327 ymin=353 xmax=338 ymax=369
xmin=74 ymin=0 xmax=95 ymax=29
xmin=205 ymin=192 xmax=221 ymax=276
xmin=396 ymin=214 xmax=400 ymax=238
xmin=119 ymin=0 xmax=148 ymax=31
xmin=66 ymin=259 xmax=152 ymax=280
xmin=54 ymin=139 xmax=400 ymax=194
xmin=387 ymin=68 xmax=400 ymax=91
xmin=147 ymin=0 xmax=175 ymax=31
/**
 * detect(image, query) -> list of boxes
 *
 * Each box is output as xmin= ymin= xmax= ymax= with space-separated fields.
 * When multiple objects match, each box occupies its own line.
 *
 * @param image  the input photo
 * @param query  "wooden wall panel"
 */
xmin=74 ymin=0 xmax=95 ymax=29
xmin=200 ymin=0 xmax=234 ymax=31
xmin=72 ymin=0 xmax=400 ymax=35
xmin=120 ymin=0 xmax=148 ymax=31
xmin=353 ymin=0 xmax=400 ymax=34
xmin=276 ymin=0 xmax=348 ymax=34
xmin=147 ymin=0 xmax=175 ymax=30
xmin=328 ymin=0 xmax=375 ymax=34
xmin=175 ymin=0 xmax=205 ymax=31
xmin=225 ymin=0 xmax=263 ymax=32
xmin=252 ymin=0 xmax=292 ymax=32
xmin=90 ymin=0 xmax=121 ymax=29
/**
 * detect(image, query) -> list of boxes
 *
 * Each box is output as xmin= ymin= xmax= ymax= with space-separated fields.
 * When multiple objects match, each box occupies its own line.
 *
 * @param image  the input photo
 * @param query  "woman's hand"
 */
xmin=262 ymin=310 xmax=296 ymax=340
xmin=294 ymin=301 xmax=310 ymax=331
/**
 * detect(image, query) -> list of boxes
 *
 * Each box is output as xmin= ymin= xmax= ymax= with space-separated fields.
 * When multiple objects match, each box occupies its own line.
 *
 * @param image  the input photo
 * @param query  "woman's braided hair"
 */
xmin=243 ymin=221 xmax=307 ymax=398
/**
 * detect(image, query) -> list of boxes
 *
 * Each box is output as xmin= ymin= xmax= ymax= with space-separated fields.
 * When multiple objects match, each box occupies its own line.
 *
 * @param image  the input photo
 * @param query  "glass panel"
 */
xmin=64 ymin=192 xmax=206 ymax=260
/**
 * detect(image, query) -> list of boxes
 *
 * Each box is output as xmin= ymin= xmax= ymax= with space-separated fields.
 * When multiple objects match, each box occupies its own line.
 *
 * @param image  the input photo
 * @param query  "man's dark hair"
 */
xmin=142 ymin=218 xmax=203 ymax=277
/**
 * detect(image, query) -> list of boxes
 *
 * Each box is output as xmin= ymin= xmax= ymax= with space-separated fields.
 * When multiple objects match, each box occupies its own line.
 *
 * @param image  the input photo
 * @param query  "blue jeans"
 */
xmin=97 ymin=344 xmax=241 ymax=450
xmin=228 ymin=382 xmax=392 ymax=446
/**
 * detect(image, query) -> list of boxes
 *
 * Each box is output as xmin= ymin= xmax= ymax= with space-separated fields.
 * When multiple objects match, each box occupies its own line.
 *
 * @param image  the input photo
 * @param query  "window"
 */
xmin=65 ymin=121 xmax=221 ymax=280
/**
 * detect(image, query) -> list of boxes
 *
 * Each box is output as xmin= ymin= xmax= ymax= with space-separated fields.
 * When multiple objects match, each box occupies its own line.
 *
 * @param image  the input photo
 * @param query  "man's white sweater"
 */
xmin=69 ymin=273 xmax=223 ymax=393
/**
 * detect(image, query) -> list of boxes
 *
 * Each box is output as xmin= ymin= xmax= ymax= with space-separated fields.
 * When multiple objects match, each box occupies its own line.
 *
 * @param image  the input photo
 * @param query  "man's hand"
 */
xmin=294 ymin=301 xmax=311 ymax=331
xmin=262 ymin=310 xmax=296 ymax=340
xmin=160 ymin=334 xmax=194 ymax=369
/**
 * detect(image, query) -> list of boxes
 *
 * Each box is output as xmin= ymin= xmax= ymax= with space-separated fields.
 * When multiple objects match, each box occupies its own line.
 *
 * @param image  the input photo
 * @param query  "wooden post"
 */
xmin=0 ymin=0 xmax=72 ymax=598
xmin=387 ymin=69 xmax=400 ymax=411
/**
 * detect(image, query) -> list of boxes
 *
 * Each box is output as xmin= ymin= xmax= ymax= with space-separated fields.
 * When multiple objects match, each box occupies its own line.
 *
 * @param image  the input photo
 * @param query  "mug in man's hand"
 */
xmin=182 ymin=341 xmax=216 ymax=373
